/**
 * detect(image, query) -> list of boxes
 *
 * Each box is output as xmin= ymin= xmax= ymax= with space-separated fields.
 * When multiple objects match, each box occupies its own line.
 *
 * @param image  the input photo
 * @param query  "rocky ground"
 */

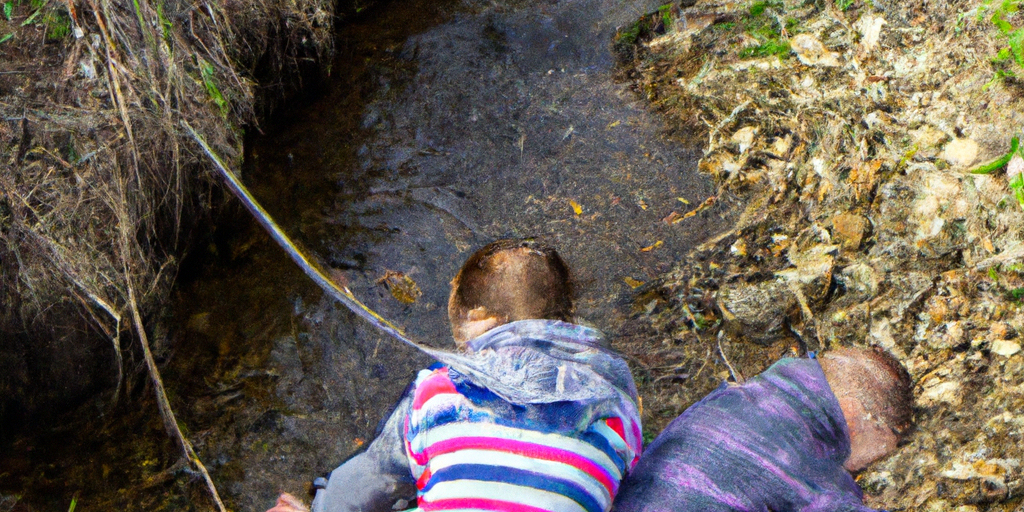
xmin=616 ymin=0 xmax=1024 ymax=510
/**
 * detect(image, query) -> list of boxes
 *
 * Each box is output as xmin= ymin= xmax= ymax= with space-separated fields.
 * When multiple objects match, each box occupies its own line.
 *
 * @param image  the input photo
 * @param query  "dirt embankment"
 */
xmin=0 ymin=0 xmax=355 ymax=426
xmin=617 ymin=0 xmax=1024 ymax=510
xmin=0 ymin=0 xmax=363 ymax=508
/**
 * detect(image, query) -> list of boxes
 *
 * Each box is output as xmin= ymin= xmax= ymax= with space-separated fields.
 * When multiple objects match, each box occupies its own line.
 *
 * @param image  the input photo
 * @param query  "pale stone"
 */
xmin=731 ymin=126 xmax=758 ymax=153
xmin=790 ymin=34 xmax=840 ymax=67
xmin=1009 ymin=154 xmax=1024 ymax=180
xmin=991 ymin=339 xmax=1022 ymax=357
xmin=921 ymin=380 xmax=962 ymax=405
xmin=941 ymin=138 xmax=980 ymax=168
xmin=909 ymin=125 xmax=948 ymax=149
xmin=855 ymin=14 xmax=887 ymax=54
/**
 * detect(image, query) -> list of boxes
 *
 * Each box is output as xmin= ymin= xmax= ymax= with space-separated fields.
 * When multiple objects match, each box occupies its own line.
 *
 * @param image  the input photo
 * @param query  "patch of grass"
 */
xmin=985 ymin=0 xmax=1024 ymax=84
xmin=836 ymin=0 xmax=856 ymax=11
xmin=739 ymin=0 xmax=791 ymax=60
xmin=740 ymin=39 xmax=791 ymax=58
xmin=43 ymin=9 xmax=71 ymax=41
xmin=659 ymin=4 xmax=673 ymax=30
xmin=3 ymin=2 xmax=12 ymax=20
xmin=199 ymin=60 xmax=229 ymax=117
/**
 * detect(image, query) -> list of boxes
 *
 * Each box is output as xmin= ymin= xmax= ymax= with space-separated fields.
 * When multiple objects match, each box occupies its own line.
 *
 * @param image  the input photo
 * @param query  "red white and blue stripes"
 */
xmin=404 ymin=365 xmax=641 ymax=512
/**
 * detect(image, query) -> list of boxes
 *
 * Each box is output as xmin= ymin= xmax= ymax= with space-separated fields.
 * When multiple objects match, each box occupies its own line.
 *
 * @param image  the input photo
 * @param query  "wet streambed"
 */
xmin=3 ymin=0 xmax=734 ymax=509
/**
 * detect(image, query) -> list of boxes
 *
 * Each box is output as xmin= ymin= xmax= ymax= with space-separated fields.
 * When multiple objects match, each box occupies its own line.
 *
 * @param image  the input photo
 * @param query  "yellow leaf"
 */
xmin=677 ymin=197 xmax=690 ymax=205
xmin=377 ymin=270 xmax=422 ymax=304
xmin=569 ymin=200 xmax=583 ymax=215
xmin=607 ymin=120 xmax=621 ymax=129
xmin=638 ymin=199 xmax=648 ymax=210
xmin=623 ymin=277 xmax=645 ymax=289
xmin=640 ymin=240 xmax=664 ymax=252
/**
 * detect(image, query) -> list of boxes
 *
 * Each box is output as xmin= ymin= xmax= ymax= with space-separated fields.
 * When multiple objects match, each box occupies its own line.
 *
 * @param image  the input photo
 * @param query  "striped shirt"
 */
xmin=403 ymin=321 xmax=642 ymax=512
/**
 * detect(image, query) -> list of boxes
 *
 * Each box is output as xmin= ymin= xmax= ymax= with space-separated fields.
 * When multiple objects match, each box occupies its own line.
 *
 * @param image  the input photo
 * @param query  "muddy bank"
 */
xmin=617 ymin=0 xmax=1024 ymax=510
xmin=0 ymin=0 xmax=338 ymax=505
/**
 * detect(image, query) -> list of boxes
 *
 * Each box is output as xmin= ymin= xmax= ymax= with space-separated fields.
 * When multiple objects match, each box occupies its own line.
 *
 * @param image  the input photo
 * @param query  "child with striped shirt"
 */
xmin=269 ymin=239 xmax=642 ymax=512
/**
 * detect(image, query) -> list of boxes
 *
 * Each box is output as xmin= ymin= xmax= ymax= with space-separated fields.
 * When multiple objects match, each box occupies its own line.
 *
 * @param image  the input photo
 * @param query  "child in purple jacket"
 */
xmin=613 ymin=347 xmax=914 ymax=512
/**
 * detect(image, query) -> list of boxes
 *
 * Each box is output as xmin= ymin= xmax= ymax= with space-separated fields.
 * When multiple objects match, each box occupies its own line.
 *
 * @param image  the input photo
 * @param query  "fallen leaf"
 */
xmin=641 ymin=240 xmax=664 ymax=252
xmin=377 ymin=270 xmax=422 ymax=304
xmin=677 ymin=197 xmax=690 ymax=205
xmin=663 ymin=211 xmax=683 ymax=224
xmin=606 ymin=120 xmax=621 ymax=129
xmin=984 ymin=238 xmax=995 ymax=254
xmin=623 ymin=277 xmax=645 ymax=289
xmin=638 ymin=199 xmax=648 ymax=210
xmin=681 ymin=195 xmax=717 ymax=219
xmin=569 ymin=199 xmax=583 ymax=215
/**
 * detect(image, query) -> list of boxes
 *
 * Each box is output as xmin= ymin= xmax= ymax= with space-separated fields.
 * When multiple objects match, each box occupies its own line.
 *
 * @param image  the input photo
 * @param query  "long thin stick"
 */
xmin=126 ymin=277 xmax=227 ymax=512
xmin=181 ymin=121 xmax=430 ymax=353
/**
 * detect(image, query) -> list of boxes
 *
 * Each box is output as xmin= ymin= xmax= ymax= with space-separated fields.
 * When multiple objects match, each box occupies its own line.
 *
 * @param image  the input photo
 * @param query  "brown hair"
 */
xmin=448 ymin=239 xmax=573 ymax=337
xmin=821 ymin=347 xmax=915 ymax=437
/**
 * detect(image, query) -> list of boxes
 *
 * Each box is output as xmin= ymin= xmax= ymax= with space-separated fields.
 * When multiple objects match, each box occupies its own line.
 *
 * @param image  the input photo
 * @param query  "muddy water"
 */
xmin=168 ymin=0 xmax=732 ymax=509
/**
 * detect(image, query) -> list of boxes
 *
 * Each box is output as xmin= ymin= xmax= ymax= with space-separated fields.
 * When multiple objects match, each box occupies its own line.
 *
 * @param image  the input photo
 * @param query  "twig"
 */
xmin=680 ymin=302 xmax=743 ymax=383
xmin=716 ymin=331 xmax=744 ymax=384
xmin=706 ymin=100 xmax=752 ymax=155
xmin=126 ymin=276 xmax=227 ymax=512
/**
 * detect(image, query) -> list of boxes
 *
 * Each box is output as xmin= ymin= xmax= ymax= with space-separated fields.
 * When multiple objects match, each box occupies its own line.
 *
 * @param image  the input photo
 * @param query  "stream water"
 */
xmin=2 ymin=0 xmax=733 ymax=509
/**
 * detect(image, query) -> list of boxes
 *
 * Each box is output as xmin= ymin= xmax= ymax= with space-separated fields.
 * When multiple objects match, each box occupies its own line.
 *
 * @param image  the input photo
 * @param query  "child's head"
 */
xmin=448 ymin=239 xmax=573 ymax=345
xmin=818 ymin=347 xmax=914 ymax=472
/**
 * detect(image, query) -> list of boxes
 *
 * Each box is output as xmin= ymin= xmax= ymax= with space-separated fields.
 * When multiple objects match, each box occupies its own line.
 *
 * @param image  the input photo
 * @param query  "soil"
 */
xmin=614 ymin=0 xmax=1024 ymax=510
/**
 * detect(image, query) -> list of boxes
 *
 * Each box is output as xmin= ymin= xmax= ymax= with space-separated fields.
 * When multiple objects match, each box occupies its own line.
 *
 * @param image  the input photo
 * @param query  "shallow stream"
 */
xmin=4 ymin=0 xmax=733 ymax=509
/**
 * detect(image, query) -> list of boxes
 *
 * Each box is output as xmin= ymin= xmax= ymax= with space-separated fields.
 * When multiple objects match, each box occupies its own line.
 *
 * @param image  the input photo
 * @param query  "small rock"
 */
xmin=909 ymin=125 xmax=948 ymax=149
xmin=731 ymin=126 xmax=758 ymax=153
xmin=991 ymin=339 xmax=1021 ymax=357
xmin=719 ymin=279 xmax=794 ymax=344
xmin=941 ymin=138 xmax=980 ymax=168
xmin=920 ymin=380 xmax=962 ymax=406
xmin=790 ymin=34 xmax=840 ymax=67
xmin=854 ymin=14 xmax=887 ymax=54
xmin=730 ymin=238 xmax=748 ymax=257
xmin=831 ymin=213 xmax=870 ymax=250
xmin=779 ymin=244 xmax=838 ymax=301
xmin=987 ymin=322 xmax=1011 ymax=341
xmin=838 ymin=263 xmax=880 ymax=300
xmin=1009 ymin=154 xmax=1024 ymax=180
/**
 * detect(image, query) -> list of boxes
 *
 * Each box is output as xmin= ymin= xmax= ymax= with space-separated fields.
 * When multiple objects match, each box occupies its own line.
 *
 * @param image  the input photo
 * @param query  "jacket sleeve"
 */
xmin=310 ymin=392 xmax=416 ymax=512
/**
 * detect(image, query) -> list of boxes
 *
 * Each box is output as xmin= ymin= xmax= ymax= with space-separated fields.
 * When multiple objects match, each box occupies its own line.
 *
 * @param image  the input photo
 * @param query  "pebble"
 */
xmin=991 ymin=339 xmax=1021 ymax=358
xmin=940 ymin=138 xmax=980 ymax=168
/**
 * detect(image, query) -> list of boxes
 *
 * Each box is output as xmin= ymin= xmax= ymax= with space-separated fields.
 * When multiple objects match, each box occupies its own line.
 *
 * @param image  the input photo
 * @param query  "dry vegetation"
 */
xmin=1 ymin=0 xmax=336 ymax=506
xmin=0 ymin=0 xmax=334 ymax=392
xmin=617 ymin=0 xmax=1024 ymax=509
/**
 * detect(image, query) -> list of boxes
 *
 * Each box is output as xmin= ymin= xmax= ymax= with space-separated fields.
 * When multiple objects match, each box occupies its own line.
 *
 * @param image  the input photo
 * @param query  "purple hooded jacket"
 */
xmin=613 ymin=357 xmax=882 ymax=512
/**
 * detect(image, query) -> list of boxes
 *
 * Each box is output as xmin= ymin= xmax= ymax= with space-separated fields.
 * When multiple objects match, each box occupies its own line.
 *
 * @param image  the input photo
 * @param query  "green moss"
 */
xmin=659 ymin=4 xmax=673 ymax=31
xmin=738 ymin=0 xmax=791 ymax=60
xmin=43 ymin=9 xmax=70 ymax=41
xmin=741 ymin=40 xmax=791 ymax=58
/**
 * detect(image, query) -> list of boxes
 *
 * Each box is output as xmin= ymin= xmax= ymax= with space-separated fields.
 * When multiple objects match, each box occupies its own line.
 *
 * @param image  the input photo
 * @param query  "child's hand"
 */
xmin=267 ymin=493 xmax=309 ymax=512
